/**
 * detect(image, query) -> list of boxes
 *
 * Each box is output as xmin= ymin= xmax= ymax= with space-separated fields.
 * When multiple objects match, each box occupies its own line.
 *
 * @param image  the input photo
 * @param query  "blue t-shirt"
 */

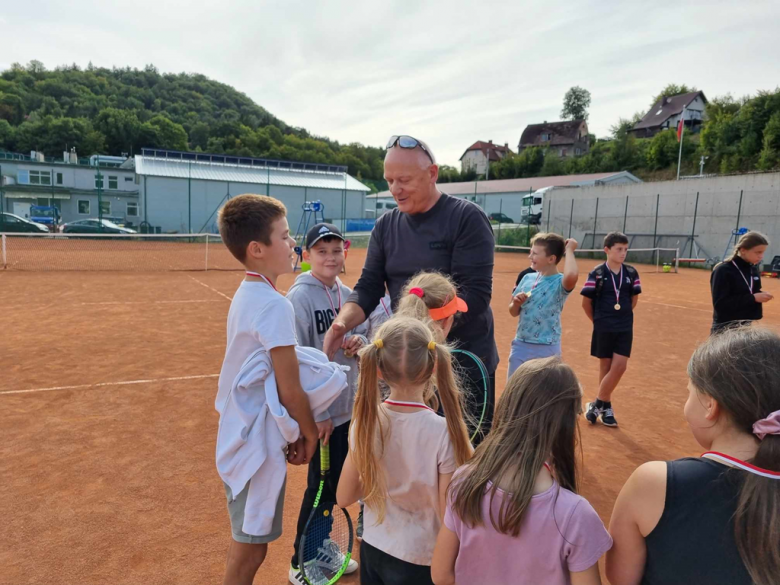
xmin=513 ymin=272 xmax=572 ymax=345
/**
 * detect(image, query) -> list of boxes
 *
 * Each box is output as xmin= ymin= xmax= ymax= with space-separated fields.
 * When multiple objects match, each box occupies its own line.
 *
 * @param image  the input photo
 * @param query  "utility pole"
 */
xmin=699 ymin=155 xmax=708 ymax=176
xmin=676 ymin=107 xmax=686 ymax=180
xmin=96 ymin=156 xmax=103 ymax=231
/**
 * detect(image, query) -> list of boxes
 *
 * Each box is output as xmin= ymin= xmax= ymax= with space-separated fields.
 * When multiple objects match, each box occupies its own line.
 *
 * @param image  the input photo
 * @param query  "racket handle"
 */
xmin=320 ymin=440 xmax=330 ymax=473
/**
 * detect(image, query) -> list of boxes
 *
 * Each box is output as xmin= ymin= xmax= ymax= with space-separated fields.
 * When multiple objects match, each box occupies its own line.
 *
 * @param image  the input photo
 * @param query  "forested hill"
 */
xmin=0 ymin=61 xmax=387 ymax=187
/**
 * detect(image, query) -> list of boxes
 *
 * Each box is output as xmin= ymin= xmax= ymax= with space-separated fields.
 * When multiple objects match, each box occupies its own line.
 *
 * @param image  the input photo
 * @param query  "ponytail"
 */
xmin=433 ymin=343 xmax=473 ymax=467
xmin=725 ymin=230 xmax=769 ymax=262
xmin=688 ymin=326 xmax=780 ymax=585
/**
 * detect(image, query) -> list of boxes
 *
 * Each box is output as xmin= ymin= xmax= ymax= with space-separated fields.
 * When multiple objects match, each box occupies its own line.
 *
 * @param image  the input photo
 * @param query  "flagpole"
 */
xmin=676 ymin=107 xmax=686 ymax=180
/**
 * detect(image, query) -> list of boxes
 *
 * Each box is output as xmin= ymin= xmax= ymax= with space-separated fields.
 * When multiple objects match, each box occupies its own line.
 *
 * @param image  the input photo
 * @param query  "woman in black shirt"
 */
xmin=606 ymin=327 xmax=780 ymax=585
xmin=710 ymin=231 xmax=773 ymax=333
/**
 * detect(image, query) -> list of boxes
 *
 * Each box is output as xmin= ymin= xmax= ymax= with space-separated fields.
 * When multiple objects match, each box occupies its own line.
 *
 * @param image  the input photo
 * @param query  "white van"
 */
xmin=366 ymin=199 xmax=398 ymax=218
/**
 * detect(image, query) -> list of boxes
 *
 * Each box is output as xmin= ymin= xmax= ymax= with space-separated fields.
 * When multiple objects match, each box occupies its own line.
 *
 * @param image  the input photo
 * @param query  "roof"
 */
xmin=134 ymin=155 xmax=371 ymax=192
xmin=368 ymin=171 xmax=641 ymax=198
xmin=519 ymin=120 xmax=586 ymax=148
xmin=459 ymin=141 xmax=514 ymax=162
xmin=632 ymin=91 xmax=707 ymax=131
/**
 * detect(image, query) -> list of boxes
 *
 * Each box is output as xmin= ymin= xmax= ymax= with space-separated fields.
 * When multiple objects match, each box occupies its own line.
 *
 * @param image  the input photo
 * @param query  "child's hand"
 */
xmin=565 ymin=238 xmax=579 ymax=252
xmin=511 ymin=292 xmax=530 ymax=308
xmin=317 ymin=418 xmax=335 ymax=446
xmin=287 ymin=437 xmax=307 ymax=465
xmin=342 ymin=335 xmax=364 ymax=358
xmin=755 ymin=292 xmax=774 ymax=303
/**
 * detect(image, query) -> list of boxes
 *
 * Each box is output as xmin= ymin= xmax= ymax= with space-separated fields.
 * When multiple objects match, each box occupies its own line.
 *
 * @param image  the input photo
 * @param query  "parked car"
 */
xmin=489 ymin=212 xmax=515 ymax=224
xmin=59 ymin=219 xmax=137 ymax=234
xmin=0 ymin=212 xmax=50 ymax=233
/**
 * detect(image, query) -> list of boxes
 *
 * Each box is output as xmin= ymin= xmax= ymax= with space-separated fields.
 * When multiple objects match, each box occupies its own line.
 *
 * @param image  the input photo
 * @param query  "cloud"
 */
xmin=2 ymin=0 xmax=779 ymax=166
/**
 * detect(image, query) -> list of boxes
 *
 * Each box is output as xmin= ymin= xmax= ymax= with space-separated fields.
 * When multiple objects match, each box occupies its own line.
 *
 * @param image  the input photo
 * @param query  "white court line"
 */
xmin=0 ymin=299 xmax=223 ymax=310
xmin=0 ymin=373 xmax=219 ymax=396
xmin=187 ymin=275 xmax=233 ymax=301
xmin=642 ymin=300 xmax=711 ymax=313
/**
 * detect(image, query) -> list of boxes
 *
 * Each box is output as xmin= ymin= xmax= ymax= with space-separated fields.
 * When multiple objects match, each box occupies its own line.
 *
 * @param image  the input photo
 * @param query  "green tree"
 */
xmin=757 ymin=111 xmax=780 ymax=170
xmin=650 ymin=84 xmax=697 ymax=108
xmin=0 ymin=119 xmax=14 ymax=149
xmin=561 ymin=86 xmax=591 ymax=121
xmin=540 ymin=152 xmax=566 ymax=176
xmin=94 ymin=108 xmax=142 ymax=154
xmin=148 ymin=115 xmax=188 ymax=150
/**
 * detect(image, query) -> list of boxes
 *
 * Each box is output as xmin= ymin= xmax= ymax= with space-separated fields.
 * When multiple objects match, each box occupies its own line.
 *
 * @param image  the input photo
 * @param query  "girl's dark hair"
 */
xmin=724 ymin=230 xmax=769 ymax=262
xmin=687 ymin=326 xmax=780 ymax=585
xmin=449 ymin=357 xmax=581 ymax=536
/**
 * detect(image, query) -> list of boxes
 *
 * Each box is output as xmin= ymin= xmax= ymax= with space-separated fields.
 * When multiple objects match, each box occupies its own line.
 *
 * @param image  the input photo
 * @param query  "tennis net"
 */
xmin=494 ymin=245 xmax=680 ymax=273
xmin=1 ymin=233 xmax=242 ymax=272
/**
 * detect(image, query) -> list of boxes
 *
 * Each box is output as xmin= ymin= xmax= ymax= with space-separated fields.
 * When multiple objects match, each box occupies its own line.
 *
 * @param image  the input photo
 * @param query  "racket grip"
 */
xmin=320 ymin=441 xmax=330 ymax=472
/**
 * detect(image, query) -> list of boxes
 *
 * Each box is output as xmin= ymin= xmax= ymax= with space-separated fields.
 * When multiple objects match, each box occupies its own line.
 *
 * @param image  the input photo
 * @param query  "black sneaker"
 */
xmin=600 ymin=406 xmax=618 ymax=427
xmin=584 ymin=402 xmax=601 ymax=425
xmin=356 ymin=506 xmax=364 ymax=542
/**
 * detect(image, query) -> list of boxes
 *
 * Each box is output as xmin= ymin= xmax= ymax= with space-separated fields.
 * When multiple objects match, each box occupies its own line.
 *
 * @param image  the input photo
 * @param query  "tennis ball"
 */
xmin=663 ymin=264 xmax=671 ymax=273
xmin=301 ymin=262 xmax=311 ymax=272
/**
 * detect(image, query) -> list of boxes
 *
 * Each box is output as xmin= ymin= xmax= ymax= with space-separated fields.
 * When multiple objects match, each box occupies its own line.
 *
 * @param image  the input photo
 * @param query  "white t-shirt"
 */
xmin=358 ymin=406 xmax=457 ymax=566
xmin=216 ymin=280 xmax=297 ymax=414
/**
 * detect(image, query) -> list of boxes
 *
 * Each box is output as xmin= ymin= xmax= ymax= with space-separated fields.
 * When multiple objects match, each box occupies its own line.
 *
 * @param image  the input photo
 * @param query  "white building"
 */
xmin=134 ymin=149 xmax=371 ymax=234
xmin=459 ymin=141 xmax=513 ymax=175
xmin=0 ymin=149 xmax=138 ymax=225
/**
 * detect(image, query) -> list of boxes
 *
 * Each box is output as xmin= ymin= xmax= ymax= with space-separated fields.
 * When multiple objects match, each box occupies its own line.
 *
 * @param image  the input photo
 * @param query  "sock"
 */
xmin=602 ymin=401 xmax=612 ymax=409
xmin=594 ymin=398 xmax=605 ymax=409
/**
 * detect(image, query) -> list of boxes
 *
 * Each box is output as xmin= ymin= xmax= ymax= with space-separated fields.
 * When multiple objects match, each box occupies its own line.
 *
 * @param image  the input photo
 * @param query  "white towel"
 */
xmin=216 ymin=345 xmax=348 ymax=535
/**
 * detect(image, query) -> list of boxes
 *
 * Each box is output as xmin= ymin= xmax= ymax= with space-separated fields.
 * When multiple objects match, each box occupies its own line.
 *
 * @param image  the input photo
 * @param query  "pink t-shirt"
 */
xmin=444 ymin=473 xmax=612 ymax=585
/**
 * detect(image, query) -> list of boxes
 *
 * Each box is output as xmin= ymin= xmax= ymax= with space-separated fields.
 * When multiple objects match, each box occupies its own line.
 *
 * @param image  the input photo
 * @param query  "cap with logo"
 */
xmin=305 ymin=223 xmax=345 ymax=249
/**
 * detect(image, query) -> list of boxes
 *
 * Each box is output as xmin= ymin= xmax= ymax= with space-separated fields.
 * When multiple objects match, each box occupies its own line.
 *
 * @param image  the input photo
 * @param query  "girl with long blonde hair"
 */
xmin=337 ymin=316 xmax=472 ymax=584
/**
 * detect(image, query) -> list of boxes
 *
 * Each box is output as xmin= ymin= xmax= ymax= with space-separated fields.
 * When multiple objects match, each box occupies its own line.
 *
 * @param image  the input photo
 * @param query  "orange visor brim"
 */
xmin=428 ymin=297 xmax=468 ymax=321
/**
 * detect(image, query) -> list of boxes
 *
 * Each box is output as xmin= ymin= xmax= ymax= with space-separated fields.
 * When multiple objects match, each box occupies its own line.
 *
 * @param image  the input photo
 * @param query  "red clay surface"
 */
xmin=2 ymin=249 xmax=779 ymax=584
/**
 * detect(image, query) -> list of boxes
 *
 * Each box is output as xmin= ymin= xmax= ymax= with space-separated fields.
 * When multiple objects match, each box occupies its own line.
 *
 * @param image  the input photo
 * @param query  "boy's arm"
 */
xmin=632 ymin=295 xmax=638 ymax=309
xmin=582 ymin=296 xmax=594 ymax=322
xmin=562 ymin=238 xmax=579 ymax=291
xmin=269 ymin=345 xmax=318 ymax=464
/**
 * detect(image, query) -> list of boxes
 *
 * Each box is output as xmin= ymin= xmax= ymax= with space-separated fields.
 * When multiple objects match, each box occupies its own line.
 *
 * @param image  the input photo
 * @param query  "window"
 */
xmin=124 ymin=176 xmax=133 ymax=182
xmin=522 ymin=196 xmax=532 ymax=206
xmin=78 ymin=200 xmax=90 ymax=214
xmin=94 ymin=174 xmax=104 ymax=189
xmin=127 ymin=202 xmax=138 ymax=217
xmin=108 ymin=176 xmax=118 ymax=190
xmin=534 ymin=197 xmax=543 ymax=205
xmin=376 ymin=202 xmax=383 ymax=209
xmin=56 ymin=172 xmax=63 ymax=185
xmin=541 ymin=133 xmax=550 ymax=141
xmin=36 ymin=198 xmax=49 ymax=206
xmin=99 ymin=201 xmax=111 ymax=215
xmin=30 ymin=170 xmax=52 ymax=186
xmin=2 ymin=214 xmax=21 ymax=224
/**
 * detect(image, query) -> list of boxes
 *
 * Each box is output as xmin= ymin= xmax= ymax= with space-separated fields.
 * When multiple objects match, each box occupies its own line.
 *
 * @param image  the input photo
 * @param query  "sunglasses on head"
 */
xmin=386 ymin=135 xmax=434 ymax=164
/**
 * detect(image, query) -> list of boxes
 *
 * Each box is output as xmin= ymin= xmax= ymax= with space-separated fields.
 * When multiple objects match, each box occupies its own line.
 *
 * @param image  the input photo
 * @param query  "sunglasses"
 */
xmin=386 ymin=135 xmax=435 ymax=164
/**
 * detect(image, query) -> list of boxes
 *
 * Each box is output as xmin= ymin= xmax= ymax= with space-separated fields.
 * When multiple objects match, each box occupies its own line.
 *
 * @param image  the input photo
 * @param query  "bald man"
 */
xmin=323 ymin=135 xmax=498 ymax=442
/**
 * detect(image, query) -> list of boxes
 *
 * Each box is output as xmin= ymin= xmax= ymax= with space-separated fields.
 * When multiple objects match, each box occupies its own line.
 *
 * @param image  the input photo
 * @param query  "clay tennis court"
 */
xmin=2 ymin=247 xmax=779 ymax=585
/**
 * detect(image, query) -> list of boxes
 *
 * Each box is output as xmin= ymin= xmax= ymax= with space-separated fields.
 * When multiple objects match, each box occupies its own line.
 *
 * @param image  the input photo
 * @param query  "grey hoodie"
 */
xmin=286 ymin=272 xmax=368 ymax=427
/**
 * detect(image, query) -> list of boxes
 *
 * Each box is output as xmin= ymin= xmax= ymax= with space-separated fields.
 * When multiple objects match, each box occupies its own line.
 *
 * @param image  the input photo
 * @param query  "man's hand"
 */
xmin=323 ymin=321 xmax=348 ymax=360
xmin=342 ymin=335 xmax=365 ymax=358
xmin=565 ymin=238 xmax=579 ymax=253
xmin=317 ymin=418 xmax=335 ymax=446
xmin=755 ymin=292 xmax=774 ymax=303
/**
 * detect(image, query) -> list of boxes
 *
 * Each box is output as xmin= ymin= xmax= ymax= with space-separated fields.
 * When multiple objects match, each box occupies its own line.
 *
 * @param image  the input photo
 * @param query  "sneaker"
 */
xmin=600 ymin=406 xmax=618 ymax=427
xmin=584 ymin=402 xmax=601 ymax=425
xmin=289 ymin=563 xmax=325 ymax=585
xmin=315 ymin=539 xmax=358 ymax=575
xmin=356 ymin=507 xmax=363 ymax=542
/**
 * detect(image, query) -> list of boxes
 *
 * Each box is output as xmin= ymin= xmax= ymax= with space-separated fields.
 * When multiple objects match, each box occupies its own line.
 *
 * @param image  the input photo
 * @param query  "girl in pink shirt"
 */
xmin=432 ymin=357 xmax=612 ymax=585
xmin=337 ymin=316 xmax=473 ymax=585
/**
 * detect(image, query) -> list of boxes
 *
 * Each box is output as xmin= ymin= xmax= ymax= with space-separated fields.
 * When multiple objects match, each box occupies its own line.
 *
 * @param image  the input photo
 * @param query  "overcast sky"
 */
xmin=2 ymin=0 xmax=778 ymax=167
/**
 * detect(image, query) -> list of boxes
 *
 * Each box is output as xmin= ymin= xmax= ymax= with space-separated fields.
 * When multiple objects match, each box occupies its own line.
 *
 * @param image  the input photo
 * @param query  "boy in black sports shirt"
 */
xmin=581 ymin=232 xmax=641 ymax=427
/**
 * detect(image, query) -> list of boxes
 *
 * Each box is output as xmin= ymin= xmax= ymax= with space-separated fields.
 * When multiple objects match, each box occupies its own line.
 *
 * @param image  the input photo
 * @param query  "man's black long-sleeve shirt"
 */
xmin=710 ymin=255 xmax=763 ymax=328
xmin=348 ymin=193 xmax=499 ymax=372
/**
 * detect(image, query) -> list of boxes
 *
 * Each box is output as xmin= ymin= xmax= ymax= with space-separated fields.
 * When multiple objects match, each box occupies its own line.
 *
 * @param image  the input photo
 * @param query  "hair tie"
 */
xmin=428 ymin=341 xmax=436 ymax=350
xmin=409 ymin=287 xmax=424 ymax=299
xmin=753 ymin=410 xmax=780 ymax=441
xmin=374 ymin=339 xmax=383 ymax=349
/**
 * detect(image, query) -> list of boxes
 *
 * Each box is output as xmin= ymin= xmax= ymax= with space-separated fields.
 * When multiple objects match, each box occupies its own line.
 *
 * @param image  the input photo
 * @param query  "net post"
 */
xmin=2 ymin=234 xmax=6 ymax=269
xmin=675 ymin=248 xmax=680 ymax=273
xmin=205 ymin=234 xmax=209 ymax=271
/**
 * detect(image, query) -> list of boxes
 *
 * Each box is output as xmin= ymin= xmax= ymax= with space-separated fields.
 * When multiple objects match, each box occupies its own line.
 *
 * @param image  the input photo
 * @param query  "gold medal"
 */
xmin=614 ymin=303 xmax=621 ymax=311
xmin=526 ymin=291 xmax=532 ymax=299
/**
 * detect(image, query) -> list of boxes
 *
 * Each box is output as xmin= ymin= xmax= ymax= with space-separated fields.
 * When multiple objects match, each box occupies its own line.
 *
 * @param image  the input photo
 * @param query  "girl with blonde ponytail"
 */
xmin=337 ymin=316 xmax=472 ymax=584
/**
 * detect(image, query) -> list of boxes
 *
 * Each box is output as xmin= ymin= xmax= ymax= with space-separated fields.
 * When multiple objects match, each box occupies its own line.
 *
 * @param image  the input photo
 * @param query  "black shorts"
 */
xmin=360 ymin=540 xmax=433 ymax=585
xmin=591 ymin=330 xmax=633 ymax=359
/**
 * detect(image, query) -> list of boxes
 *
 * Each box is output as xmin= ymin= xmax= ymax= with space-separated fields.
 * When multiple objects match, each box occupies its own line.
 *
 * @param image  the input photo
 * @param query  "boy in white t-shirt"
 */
xmin=215 ymin=194 xmax=319 ymax=585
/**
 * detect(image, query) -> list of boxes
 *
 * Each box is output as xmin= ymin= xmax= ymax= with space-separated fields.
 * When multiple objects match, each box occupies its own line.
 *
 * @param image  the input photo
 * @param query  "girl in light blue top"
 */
xmin=508 ymin=233 xmax=579 ymax=379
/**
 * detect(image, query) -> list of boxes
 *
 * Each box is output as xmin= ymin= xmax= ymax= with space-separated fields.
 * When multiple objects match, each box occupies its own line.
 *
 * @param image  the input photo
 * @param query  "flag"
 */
xmin=677 ymin=108 xmax=686 ymax=142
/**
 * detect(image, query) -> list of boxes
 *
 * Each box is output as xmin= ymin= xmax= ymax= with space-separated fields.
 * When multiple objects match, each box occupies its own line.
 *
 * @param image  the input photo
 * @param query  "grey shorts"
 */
xmin=224 ymin=478 xmax=286 ymax=544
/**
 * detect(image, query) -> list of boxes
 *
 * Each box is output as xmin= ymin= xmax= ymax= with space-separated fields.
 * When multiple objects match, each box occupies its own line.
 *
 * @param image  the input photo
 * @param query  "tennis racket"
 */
xmin=299 ymin=441 xmax=354 ymax=585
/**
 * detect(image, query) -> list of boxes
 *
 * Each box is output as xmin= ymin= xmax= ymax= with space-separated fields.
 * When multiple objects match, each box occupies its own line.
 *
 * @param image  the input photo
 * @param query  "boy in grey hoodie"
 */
xmin=287 ymin=223 xmax=367 ymax=582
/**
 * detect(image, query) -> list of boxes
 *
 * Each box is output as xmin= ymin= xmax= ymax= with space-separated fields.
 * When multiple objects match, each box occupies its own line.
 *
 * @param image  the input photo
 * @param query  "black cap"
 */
xmin=305 ymin=223 xmax=345 ymax=249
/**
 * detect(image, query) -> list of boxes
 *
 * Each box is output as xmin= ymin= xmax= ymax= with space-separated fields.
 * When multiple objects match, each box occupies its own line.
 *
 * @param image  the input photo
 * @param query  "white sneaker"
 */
xmin=289 ymin=563 xmax=327 ymax=585
xmin=316 ymin=539 xmax=358 ymax=575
